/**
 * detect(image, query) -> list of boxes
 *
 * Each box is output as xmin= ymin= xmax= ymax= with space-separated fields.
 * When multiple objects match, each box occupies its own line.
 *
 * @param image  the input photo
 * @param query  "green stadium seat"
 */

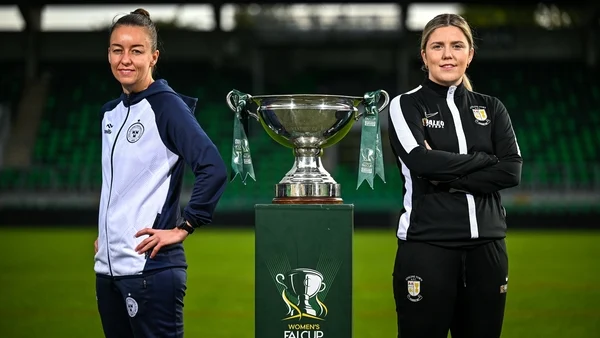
xmin=1 ymin=60 xmax=598 ymax=213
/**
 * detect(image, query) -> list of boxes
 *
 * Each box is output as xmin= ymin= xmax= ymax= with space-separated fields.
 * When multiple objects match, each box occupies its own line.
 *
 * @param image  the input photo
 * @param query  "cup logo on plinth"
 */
xmin=276 ymin=268 xmax=328 ymax=320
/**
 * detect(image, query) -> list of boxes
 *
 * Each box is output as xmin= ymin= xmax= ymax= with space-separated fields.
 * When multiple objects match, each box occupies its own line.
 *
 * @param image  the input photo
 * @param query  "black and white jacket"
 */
xmin=388 ymin=78 xmax=522 ymax=244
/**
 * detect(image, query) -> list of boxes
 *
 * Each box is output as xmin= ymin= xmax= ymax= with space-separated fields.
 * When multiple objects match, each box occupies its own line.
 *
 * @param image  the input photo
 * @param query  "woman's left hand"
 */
xmin=134 ymin=227 xmax=189 ymax=259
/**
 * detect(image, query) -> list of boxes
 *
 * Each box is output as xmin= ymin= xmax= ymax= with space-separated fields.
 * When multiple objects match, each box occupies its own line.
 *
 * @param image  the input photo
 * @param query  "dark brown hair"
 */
xmin=110 ymin=8 xmax=158 ymax=52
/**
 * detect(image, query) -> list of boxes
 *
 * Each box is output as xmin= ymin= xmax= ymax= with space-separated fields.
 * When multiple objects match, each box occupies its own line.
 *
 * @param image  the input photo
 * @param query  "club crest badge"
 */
xmin=406 ymin=275 xmax=423 ymax=302
xmin=125 ymin=294 xmax=139 ymax=317
xmin=127 ymin=120 xmax=144 ymax=143
xmin=471 ymin=106 xmax=491 ymax=126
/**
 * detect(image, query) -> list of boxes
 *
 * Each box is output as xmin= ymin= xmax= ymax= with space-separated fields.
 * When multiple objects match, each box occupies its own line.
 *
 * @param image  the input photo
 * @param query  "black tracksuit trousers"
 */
xmin=393 ymin=239 xmax=509 ymax=338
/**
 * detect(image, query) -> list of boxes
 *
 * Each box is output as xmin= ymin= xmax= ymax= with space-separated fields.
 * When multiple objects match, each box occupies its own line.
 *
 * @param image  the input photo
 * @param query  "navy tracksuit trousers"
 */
xmin=96 ymin=267 xmax=187 ymax=338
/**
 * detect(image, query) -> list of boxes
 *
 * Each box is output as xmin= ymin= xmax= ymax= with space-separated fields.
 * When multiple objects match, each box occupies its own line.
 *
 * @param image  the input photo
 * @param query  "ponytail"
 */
xmin=462 ymin=74 xmax=473 ymax=91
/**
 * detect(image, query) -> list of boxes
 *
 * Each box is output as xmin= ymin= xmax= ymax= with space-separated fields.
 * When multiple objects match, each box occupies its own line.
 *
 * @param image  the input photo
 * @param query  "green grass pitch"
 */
xmin=0 ymin=227 xmax=598 ymax=337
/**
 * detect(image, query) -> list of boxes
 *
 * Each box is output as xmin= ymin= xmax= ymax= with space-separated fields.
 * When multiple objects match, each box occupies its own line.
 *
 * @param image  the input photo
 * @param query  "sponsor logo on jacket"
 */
xmin=422 ymin=117 xmax=445 ymax=129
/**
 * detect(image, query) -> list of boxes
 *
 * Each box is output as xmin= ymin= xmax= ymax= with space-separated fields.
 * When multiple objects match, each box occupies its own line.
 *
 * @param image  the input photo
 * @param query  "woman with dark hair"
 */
xmin=93 ymin=8 xmax=228 ymax=338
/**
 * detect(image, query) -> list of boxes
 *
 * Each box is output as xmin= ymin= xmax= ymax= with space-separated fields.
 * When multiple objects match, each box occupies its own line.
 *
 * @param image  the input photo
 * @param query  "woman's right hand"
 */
xmin=424 ymin=140 xmax=432 ymax=150
xmin=424 ymin=140 xmax=440 ymax=185
xmin=94 ymin=238 xmax=98 ymax=254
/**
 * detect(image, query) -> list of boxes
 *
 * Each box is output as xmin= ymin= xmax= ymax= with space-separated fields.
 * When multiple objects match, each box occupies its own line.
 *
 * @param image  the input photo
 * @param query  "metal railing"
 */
xmin=0 ymin=162 xmax=598 ymax=211
xmin=1 ymin=162 xmax=598 ymax=192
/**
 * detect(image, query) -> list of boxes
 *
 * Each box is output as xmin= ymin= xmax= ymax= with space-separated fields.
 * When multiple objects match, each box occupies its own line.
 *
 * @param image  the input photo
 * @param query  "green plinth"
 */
xmin=255 ymin=204 xmax=354 ymax=338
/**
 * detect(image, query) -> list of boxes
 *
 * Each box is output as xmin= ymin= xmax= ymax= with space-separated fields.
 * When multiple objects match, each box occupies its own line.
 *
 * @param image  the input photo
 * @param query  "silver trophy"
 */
xmin=226 ymin=89 xmax=389 ymax=204
xmin=276 ymin=268 xmax=326 ymax=317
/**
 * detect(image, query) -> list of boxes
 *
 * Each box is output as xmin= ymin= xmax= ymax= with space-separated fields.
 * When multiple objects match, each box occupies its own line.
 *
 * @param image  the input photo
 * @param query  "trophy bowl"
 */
xmin=226 ymin=89 xmax=389 ymax=204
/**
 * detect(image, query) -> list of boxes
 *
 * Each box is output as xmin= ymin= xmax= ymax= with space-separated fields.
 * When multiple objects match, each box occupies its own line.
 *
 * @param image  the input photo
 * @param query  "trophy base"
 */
xmin=273 ymin=182 xmax=342 ymax=204
xmin=272 ymin=197 xmax=343 ymax=205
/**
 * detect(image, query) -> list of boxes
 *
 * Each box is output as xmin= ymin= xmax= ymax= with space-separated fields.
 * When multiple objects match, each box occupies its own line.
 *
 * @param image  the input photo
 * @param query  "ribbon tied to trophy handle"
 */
xmin=226 ymin=89 xmax=259 ymax=121
xmin=356 ymin=89 xmax=389 ymax=190
xmin=355 ymin=89 xmax=390 ymax=120
xmin=226 ymin=89 xmax=257 ymax=184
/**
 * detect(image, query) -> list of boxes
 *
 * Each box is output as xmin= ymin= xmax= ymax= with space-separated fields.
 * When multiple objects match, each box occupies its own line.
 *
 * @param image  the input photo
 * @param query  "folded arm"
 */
xmin=388 ymin=94 xmax=498 ymax=182
xmin=441 ymin=98 xmax=522 ymax=194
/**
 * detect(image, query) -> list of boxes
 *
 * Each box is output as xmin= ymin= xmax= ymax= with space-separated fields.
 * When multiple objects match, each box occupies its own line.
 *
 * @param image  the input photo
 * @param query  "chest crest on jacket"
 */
xmin=126 ymin=120 xmax=145 ymax=143
xmin=470 ymin=106 xmax=491 ymax=126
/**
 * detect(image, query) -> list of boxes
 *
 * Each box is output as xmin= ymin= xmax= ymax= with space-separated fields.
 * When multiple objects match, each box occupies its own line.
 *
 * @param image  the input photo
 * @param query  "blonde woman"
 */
xmin=388 ymin=13 xmax=522 ymax=338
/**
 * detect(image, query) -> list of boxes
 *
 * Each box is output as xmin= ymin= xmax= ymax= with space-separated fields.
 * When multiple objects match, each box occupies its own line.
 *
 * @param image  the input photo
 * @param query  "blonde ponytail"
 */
xmin=462 ymin=74 xmax=473 ymax=91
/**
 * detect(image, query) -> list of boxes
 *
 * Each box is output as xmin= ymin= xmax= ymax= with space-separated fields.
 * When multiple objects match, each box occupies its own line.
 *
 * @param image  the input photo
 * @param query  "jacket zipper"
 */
xmin=104 ymin=94 xmax=131 ymax=276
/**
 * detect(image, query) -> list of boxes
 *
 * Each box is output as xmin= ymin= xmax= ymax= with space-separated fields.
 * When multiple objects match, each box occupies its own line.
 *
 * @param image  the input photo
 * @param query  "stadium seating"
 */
xmin=468 ymin=61 xmax=600 ymax=191
xmin=0 ymin=61 xmax=599 ymax=212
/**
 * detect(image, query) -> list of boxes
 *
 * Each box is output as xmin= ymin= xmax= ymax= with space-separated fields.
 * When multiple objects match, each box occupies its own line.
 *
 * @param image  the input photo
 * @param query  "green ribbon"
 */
xmin=357 ymin=90 xmax=386 ymax=189
xmin=229 ymin=89 xmax=256 ymax=185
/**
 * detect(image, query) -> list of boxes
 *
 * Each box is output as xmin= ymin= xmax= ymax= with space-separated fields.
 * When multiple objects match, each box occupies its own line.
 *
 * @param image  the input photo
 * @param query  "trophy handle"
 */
xmin=319 ymin=282 xmax=326 ymax=292
xmin=355 ymin=89 xmax=390 ymax=120
xmin=275 ymin=273 xmax=287 ymax=289
xmin=377 ymin=90 xmax=390 ymax=113
xmin=226 ymin=90 xmax=259 ymax=121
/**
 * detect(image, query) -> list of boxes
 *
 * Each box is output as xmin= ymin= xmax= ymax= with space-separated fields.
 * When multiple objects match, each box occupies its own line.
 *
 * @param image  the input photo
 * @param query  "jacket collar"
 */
xmin=422 ymin=77 xmax=467 ymax=97
xmin=119 ymin=79 xmax=198 ymax=113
